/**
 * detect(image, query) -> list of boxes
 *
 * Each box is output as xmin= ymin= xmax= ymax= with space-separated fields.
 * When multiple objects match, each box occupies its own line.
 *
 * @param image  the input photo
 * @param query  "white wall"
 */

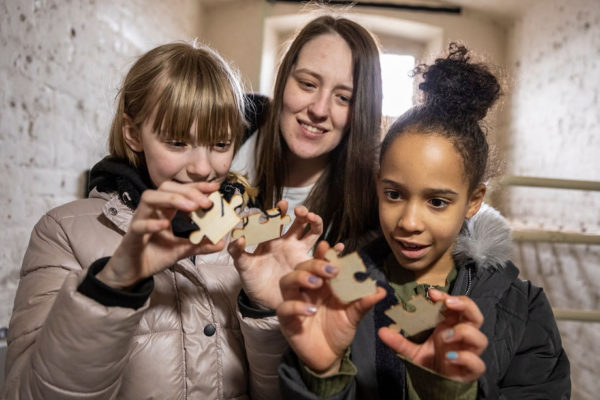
xmin=502 ymin=1 xmax=600 ymax=398
xmin=0 ymin=0 xmax=204 ymax=329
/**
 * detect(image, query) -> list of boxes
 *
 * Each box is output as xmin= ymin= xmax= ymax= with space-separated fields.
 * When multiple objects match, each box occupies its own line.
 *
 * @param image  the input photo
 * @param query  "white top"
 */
xmin=231 ymin=133 xmax=314 ymax=232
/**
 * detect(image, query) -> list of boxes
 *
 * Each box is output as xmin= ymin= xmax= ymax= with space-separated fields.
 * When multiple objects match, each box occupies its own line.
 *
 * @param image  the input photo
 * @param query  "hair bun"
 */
xmin=417 ymin=43 xmax=500 ymax=123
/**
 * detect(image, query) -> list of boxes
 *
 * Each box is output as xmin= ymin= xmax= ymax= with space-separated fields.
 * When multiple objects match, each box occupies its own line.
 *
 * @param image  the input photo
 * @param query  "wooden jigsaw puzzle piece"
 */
xmin=385 ymin=294 xmax=444 ymax=337
xmin=325 ymin=249 xmax=377 ymax=303
xmin=231 ymin=208 xmax=291 ymax=246
xmin=189 ymin=192 xmax=243 ymax=244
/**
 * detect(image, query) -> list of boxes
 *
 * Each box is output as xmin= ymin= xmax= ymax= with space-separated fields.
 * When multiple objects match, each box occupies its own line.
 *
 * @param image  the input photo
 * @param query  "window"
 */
xmin=381 ymin=53 xmax=415 ymax=117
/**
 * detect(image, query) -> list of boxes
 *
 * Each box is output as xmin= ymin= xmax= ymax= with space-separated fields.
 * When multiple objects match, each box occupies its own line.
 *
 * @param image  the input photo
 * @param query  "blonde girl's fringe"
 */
xmin=226 ymin=171 xmax=258 ymax=207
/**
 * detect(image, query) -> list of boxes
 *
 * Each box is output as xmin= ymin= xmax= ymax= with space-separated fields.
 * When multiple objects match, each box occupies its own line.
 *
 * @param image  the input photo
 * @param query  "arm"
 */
xmin=230 ymin=204 xmax=332 ymax=399
xmin=3 ymin=181 xmax=223 ymax=399
xmin=2 ymin=214 xmax=148 ymax=399
xmin=277 ymin=242 xmax=386 ymax=397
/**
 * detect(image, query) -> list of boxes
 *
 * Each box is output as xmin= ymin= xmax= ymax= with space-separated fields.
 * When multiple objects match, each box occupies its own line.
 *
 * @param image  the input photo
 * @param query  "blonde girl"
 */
xmin=2 ymin=42 xmax=322 ymax=399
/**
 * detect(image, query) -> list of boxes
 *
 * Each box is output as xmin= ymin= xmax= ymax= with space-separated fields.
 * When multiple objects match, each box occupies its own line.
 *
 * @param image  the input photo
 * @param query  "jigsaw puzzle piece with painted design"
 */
xmin=324 ymin=249 xmax=377 ymax=303
xmin=189 ymin=191 xmax=243 ymax=244
xmin=231 ymin=208 xmax=291 ymax=246
xmin=385 ymin=294 xmax=444 ymax=337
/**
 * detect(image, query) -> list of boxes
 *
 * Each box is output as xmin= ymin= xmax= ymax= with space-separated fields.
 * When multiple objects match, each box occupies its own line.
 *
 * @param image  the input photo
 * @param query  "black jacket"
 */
xmin=279 ymin=205 xmax=571 ymax=399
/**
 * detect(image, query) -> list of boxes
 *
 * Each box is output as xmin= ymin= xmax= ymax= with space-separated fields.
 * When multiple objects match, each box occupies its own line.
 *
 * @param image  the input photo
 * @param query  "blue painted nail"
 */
xmin=306 ymin=305 xmax=317 ymax=314
xmin=446 ymin=351 xmax=458 ymax=360
xmin=308 ymin=275 xmax=320 ymax=285
xmin=324 ymin=265 xmax=336 ymax=274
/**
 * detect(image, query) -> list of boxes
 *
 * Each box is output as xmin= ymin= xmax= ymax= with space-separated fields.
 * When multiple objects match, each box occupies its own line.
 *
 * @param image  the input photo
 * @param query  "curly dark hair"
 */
xmin=380 ymin=43 xmax=501 ymax=191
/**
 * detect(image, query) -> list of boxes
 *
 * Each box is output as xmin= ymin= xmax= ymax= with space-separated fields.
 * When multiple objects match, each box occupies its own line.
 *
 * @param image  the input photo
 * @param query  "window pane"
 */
xmin=381 ymin=53 xmax=415 ymax=117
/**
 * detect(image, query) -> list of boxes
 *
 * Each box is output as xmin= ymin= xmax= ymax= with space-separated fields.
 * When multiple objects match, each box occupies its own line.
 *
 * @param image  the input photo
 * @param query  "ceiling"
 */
xmin=200 ymin=0 xmax=530 ymax=19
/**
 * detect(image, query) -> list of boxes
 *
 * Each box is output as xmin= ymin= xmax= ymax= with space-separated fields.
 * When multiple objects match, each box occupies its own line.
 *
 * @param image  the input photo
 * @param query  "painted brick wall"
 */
xmin=502 ymin=0 xmax=600 ymax=398
xmin=0 ymin=0 xmax=203 ymax=329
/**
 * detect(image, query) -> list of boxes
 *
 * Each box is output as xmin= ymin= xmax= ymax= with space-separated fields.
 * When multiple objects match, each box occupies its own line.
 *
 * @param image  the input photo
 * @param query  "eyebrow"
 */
xmin=293 ymin=68 xmax=353 ymax=92
xmin=380 ymin=179 xmax=459 ymax=197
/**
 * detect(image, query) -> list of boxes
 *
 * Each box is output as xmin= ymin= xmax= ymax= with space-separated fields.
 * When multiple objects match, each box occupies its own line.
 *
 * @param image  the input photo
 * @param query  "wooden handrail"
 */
xmin=513 ymin=230 xmax=600 ymax=245
xmin=553 ymin=309 xmax=600 ymax=323
xmin=500 ymin=176 xmax=600 ymax=191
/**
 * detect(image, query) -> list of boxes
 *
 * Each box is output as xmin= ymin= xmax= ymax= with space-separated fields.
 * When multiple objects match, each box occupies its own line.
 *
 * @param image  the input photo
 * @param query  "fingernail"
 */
xmin=443 ymin=328 xmax=454 ymax=341
xmin=308 ymin=275 xmax=321 ymax=285
xmin=324 ymin=265 xmax=336 ymax=275
xmin=446 ymin=297 xmax=460 ymax=306
xmin=446 ymin=351 xmax=458 ymax=360
xmin=306 ymin=305 xmax=317 ymax=314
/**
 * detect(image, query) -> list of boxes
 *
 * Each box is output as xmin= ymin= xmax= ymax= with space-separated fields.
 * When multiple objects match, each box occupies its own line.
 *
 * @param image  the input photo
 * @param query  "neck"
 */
xmin=413 ymin=252 xmax=455 ymax=286
xmin=284 ymin=151 xmax=328 ymax=187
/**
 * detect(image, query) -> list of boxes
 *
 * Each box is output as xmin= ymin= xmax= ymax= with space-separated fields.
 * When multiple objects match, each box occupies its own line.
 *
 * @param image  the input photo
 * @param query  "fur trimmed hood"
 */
xmin=453 ymin=203 xmax=512 ymax=270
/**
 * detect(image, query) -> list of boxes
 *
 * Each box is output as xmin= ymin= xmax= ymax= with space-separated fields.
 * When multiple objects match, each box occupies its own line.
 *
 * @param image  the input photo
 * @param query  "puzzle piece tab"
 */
xmin=189 ymin=192 xmax=243 ymax=244
xmin=385 ymin=294 xmax=444 ymax=337
xmin=324 ymin=249 xmax=377 ymax=303
xmin=231 ymin=208 xmax=291 ymax=246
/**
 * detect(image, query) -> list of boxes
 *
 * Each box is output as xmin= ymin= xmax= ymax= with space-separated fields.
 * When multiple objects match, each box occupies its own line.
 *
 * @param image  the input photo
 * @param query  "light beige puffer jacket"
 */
xmin=1 ymin=190 xmax=287 ymax=400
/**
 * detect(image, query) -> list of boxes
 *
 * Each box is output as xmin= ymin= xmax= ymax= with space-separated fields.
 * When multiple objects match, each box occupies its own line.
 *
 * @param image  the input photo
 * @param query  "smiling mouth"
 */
xmin=300 ymin=121 xmax=326 ymax=134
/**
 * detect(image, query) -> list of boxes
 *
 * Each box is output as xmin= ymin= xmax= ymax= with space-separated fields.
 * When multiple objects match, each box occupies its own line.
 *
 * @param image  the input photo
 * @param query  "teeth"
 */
xmin=302 ymin=123 xmax=324 ymax=134
xmin=404 ymin=243 xmax=420 ymax=249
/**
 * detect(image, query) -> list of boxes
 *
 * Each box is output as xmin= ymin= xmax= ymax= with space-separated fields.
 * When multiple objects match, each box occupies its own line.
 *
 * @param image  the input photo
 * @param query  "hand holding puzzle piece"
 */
xmin=189 ymin=192 xmax=243 ymax=244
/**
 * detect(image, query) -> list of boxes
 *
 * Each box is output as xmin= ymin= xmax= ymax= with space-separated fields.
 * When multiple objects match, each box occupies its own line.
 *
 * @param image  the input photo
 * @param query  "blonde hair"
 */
xmin=108 ymin=42 xmax=247 ymax=167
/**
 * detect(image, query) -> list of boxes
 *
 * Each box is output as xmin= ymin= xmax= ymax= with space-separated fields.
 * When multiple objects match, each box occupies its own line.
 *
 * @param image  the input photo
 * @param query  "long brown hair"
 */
xmin=256 ymin=15 xmax=383 ymax=251
xmin=108 ymin=42 xmax=247 ymax=167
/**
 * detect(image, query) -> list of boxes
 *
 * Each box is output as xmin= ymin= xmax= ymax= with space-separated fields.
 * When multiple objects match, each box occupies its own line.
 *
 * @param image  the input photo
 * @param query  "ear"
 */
xmin=465 ymin=183 xmax=486 ymax=219
xmin=122 ymin=113 xmax=143 ymax=152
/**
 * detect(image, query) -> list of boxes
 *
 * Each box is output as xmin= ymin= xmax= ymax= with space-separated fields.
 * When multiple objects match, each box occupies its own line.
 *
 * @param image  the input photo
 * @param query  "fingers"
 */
xmin=277 ymin=300 xmax=318 ymax=318
xmin=137 ymin=183 xmax=216 ymax=217
xmin=275 ymin=199 xmax=289 ymax=217
xmin=378 ymin=326 xmax=419 ymax=360
xmin=345 ymin=287 xmax=387 ymax=325
xmin=442 ymin=350 xmax=486 ymax=382
xmin=227 ymin=236 xmax=247 ymax=261
xmin=283 ymin=206 xmax=323 ymax=241
xmin=428 ymin=288 xmax=484 ymax=329
xmin=279 ymin=259 xmax=338 ymax=296
xmin=332 ymin=242 xmax=345 ymax=254
xmin=314 ymin=241 xmax=332 ymax=259
xmin=440 ymin=323 xmax=488 ymax=356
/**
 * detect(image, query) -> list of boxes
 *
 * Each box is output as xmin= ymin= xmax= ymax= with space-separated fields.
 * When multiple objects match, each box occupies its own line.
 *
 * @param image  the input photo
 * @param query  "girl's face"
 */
xmin=377 ymin=132 xmax=484 ymax=284
xmin=279 ymin=33 xmax=354 ymax=163
xmin=124 ymin=111 xmax=234 ymax=188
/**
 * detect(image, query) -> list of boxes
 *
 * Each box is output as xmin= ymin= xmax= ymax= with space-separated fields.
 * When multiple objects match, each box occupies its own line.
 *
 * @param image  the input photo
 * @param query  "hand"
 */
xmin=228 ymin=201 xmax=326 ymax=309
xmin=378 ymin=288 xmax=488 ymax=382
xmin=277 ymin=241 xmax=387 ymax=376
xmin=97 ymin=181 xmax=225 ymax=290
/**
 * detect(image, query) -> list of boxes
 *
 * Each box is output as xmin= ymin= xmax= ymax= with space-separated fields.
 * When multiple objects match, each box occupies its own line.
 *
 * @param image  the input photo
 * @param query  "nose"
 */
xmin=397 ymin=202 xmax=424 ymax=233
xmin=187 ymin=147 xmax=213 ymax=182
xmin=307 ymin=91 xmax=329 ymax=121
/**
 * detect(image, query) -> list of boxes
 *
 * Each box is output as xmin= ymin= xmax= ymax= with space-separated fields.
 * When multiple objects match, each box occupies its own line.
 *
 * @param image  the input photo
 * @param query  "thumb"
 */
xmin=227 ymin=237 xmax=246 ymax=262
xmin=378 ymin=326 xmax=419 ymax=359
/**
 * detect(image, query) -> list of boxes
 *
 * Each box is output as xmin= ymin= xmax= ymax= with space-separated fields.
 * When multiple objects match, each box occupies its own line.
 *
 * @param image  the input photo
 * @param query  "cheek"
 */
xmin=332 ymin=107 xmax=350 ymax=131
xmin=214 ymin=151 xmax=234 ymax=177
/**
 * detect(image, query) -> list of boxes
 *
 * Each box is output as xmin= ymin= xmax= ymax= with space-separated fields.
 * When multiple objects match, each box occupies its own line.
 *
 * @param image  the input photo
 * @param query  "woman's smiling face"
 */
xmin=279 ymin=33 xmax=354 ymax=164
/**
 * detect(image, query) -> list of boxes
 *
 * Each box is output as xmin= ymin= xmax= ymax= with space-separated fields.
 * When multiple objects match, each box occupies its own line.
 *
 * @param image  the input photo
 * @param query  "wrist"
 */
xmin=309 ymin=356 xmax=343 ymax=377
xmin=96 ymin=261 xmax=140 ymax=291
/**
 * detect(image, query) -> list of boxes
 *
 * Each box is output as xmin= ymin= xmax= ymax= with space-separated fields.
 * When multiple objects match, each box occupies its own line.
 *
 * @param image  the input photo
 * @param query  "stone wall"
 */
xmin=0 ymin=0 xmax=203 ymax=328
